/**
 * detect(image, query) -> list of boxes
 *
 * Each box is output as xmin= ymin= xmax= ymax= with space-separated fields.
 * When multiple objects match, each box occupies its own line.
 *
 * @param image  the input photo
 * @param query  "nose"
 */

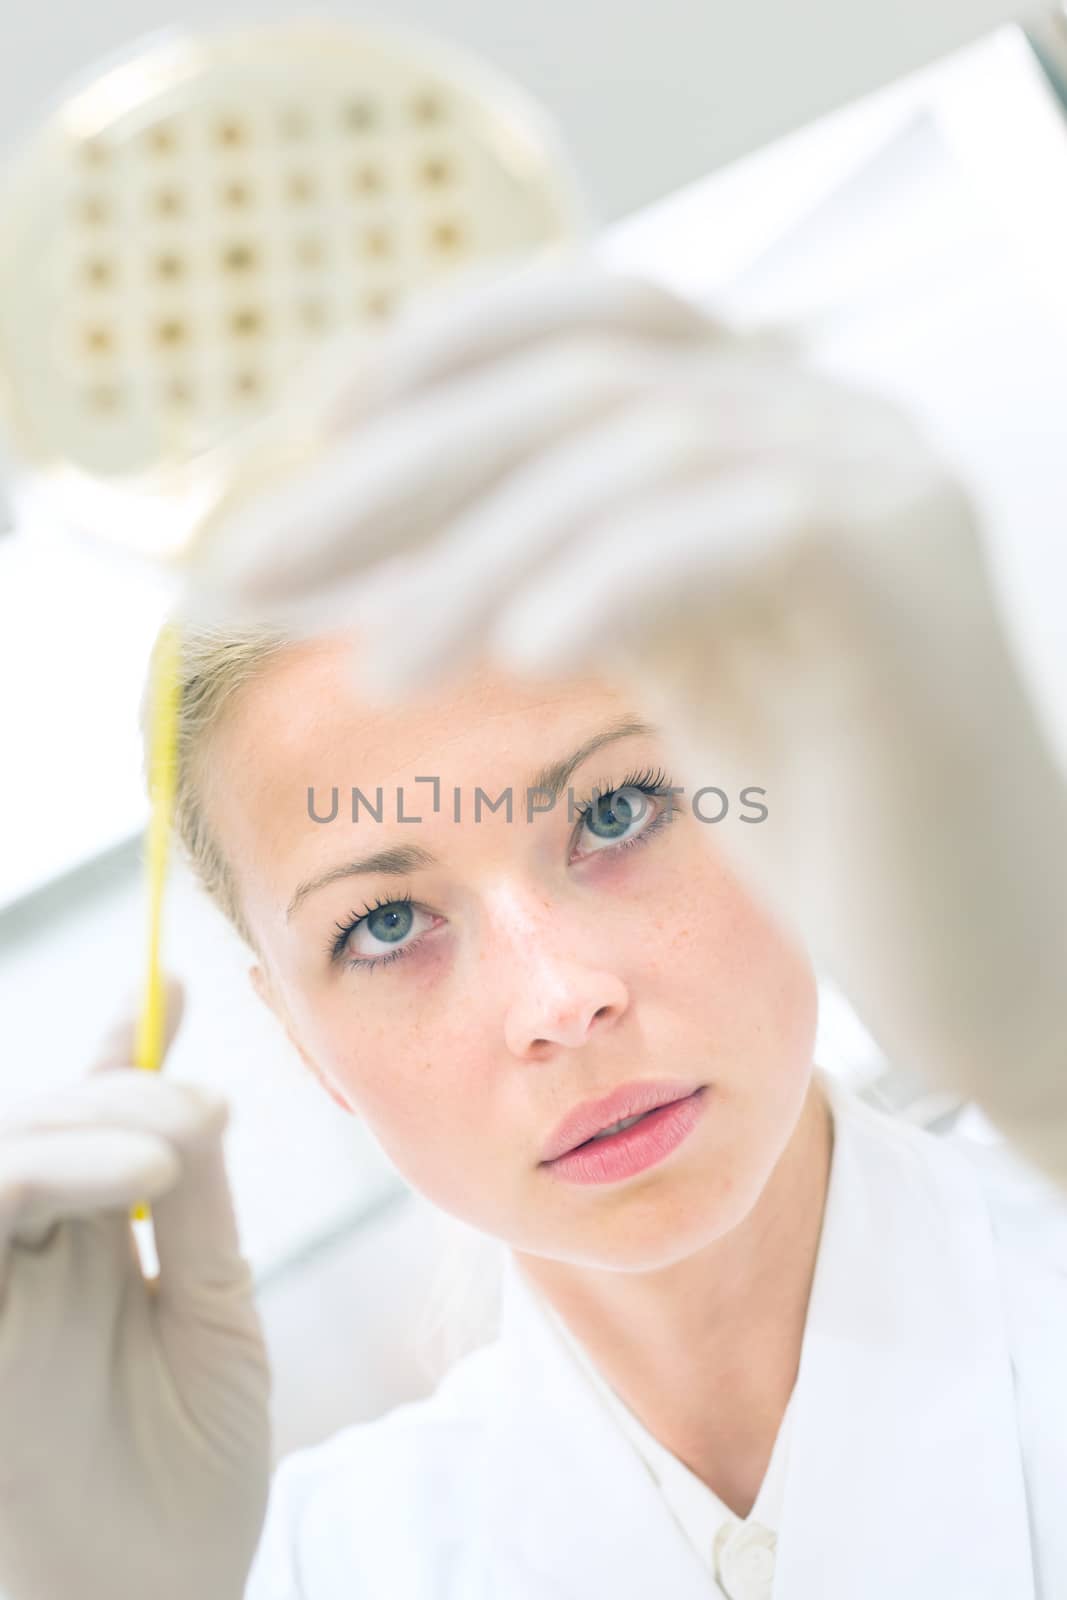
xmin=494 ymin=890 xmax=630 ymax=1058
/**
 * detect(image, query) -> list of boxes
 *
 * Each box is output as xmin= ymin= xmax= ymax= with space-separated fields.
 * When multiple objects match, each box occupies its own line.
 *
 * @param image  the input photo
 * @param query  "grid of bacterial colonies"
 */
xmin=58 ymin=79 xmax=475 ymax=449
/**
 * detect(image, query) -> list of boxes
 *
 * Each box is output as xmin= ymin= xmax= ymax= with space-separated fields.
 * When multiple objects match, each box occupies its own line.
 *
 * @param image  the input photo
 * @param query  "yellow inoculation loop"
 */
xmin=130 ymin=618 xmax=182 ymax=1222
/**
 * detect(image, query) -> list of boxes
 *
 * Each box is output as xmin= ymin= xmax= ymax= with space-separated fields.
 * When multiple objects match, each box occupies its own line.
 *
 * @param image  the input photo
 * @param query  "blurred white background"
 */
xmin=2 ymin=6 xmax=1066 ymax=1462
xmin=0 ymin=0 xmax=1026 ymax=223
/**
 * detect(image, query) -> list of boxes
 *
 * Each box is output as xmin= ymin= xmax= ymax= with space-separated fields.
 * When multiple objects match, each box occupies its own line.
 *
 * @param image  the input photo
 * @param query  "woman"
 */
xmin=1 ymin=261 xmax=1065 ymax=1600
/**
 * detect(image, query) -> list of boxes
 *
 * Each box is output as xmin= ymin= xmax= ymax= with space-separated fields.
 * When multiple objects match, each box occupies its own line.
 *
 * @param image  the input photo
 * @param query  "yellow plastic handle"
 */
xmin=131 ymin=621 xmax=182 ymax=1221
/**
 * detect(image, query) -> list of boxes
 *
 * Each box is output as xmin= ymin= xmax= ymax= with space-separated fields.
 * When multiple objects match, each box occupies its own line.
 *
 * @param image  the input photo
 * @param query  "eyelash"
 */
xmin=328 ymin=766 xmax=676 ymax=974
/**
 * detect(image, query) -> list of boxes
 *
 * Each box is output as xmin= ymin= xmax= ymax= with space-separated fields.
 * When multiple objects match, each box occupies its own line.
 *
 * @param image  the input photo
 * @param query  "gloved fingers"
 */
xmin=146 ymin=1129 xmax=250 ymax=1309
xmin=353 ymin=441 xmax=806 ymax=701
xmin=0 ymin=1071 xmax=246 ymax=1305
xmin=0 ymin=1126 xmax=180 ymax=1246
xmin=487 ymin=471 xmax=810 ymax=679
xmin=338 ymin=351 xmax=908 ymax=700
xmin=201 ymin=335 xmax=697 ymax=618
xmin=193 ymin=547 xmax=425 ymax=645
xmin=1 ymin=1071 xmax=229 ymax=1154
xmin=313 ymin=252 xmax=724 ymax=433
xmin=348 ymin=387 xmax=773 ymax=702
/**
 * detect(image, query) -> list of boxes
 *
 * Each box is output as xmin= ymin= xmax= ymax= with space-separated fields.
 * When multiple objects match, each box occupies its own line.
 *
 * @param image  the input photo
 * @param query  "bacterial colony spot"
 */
xmin=154 ymin=187 xmax=184 ymax=217
xmin=287 ymin=171 xmax=316 ymax=204
xmin=147 ymin=124 xmax=178 ymax=156
xmin=84 ymin=325 xmax=114 ymax=355
xmin=343 ymin=99 xmax=376 ymax=132
xmin=229 ymin=307 xmax=264 ymax=338
xmin=351 ymin=163 xmax=382 ymax=195
xmin=223 ymin=180 xmax=253 ymax=209
xmin=223 ymin=242 xmax=257 ymax=273
xmin=156 ymin=317 xmax=187 ymax=348
xmin=84 ymin=258 xmax=114 ymax=288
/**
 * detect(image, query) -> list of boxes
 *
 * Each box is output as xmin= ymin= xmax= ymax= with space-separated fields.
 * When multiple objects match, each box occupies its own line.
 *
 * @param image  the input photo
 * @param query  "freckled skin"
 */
xmin=204 ymin=631 xmax=820 ymax=1274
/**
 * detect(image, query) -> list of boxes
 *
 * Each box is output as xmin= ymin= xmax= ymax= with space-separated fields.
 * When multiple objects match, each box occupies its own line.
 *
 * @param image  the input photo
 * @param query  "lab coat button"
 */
xmin=713 ymin=1519 xmax=776 ymax=1600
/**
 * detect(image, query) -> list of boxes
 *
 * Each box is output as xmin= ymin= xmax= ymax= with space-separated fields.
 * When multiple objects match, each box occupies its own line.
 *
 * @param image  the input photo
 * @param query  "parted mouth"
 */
xmin=539 ymin=1077 xmax=705 ymax=1163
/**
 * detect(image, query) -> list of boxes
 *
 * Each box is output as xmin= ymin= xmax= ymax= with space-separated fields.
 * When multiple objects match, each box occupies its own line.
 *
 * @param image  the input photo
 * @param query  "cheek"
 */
xmin=317 ymin=998 xmax=488 ymax=1162
xmin=308 ymin=986 xmax=521 ymax=1221
xmin=343 ymin=1039 xmax=501 ymax=1219
xmin=660 ymin=852 xmax=818 ymax=1074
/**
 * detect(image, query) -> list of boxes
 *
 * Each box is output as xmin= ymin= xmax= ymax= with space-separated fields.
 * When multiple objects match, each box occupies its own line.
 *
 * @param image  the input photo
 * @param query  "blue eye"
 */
xmin=328 ymin=893 xmax=422 ymax=972
xmin=328 ymin=767 xmax=676 ymax=974
xmin=364 ymin=901 xmax=414 ymax=945
xmin=574 ymin=766 xmax=675 ymax=856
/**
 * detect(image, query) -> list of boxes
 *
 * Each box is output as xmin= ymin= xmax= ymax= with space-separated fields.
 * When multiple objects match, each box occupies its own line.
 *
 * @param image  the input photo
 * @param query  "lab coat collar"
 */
xmin=774 ymin=1076 xmax=1035 ymax=1597
xmin=480 ymin=1076 xmax=1035 ymax=1600
xmin=484 ymin=1254 xmax=715 ymax=1600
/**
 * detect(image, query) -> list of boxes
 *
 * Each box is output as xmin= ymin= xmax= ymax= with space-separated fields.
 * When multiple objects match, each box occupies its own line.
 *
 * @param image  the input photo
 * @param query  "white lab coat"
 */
xmin=246 ymin=1077 xmax=1067 ymax=1599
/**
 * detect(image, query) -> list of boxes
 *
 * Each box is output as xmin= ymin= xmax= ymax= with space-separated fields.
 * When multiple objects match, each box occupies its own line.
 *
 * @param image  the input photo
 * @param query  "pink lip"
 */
xmin=539 ymin=1077 xmax=706 ymax=1163
xmin=542 ymin=1087 xmax=708 ymax=1185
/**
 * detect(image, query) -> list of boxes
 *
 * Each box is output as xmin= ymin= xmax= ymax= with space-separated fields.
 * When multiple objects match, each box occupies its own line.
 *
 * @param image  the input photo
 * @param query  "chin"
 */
xmin=558 ymin=1174 xmax=758 ymax=1274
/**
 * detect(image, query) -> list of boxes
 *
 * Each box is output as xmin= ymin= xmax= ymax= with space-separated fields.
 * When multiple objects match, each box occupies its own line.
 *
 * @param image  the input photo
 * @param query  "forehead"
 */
xmin=204 ymin=631 xmax=648 ymax=901
xmin=223 ymin=631 xmax=636 ymax=778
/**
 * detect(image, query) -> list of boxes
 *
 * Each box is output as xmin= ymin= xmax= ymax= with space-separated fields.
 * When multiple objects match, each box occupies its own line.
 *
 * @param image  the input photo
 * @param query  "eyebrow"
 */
xmin=285 ymin=715 xmax=657 ymax=922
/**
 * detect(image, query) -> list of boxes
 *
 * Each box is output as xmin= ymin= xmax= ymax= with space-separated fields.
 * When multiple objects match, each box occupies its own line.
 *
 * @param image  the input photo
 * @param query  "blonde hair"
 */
xmin=140 ymin=615 xmax=507 ymax=1368
xmin=139 ymin=619 xmax=297 ymax=954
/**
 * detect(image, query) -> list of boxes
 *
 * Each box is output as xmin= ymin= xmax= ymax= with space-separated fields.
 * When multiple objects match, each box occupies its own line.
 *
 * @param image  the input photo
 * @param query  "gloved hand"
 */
xmin=197 ymin=254 xmax=1067 ymax=1187
xmin=0 ymin=978 xmax=272 ymax=1600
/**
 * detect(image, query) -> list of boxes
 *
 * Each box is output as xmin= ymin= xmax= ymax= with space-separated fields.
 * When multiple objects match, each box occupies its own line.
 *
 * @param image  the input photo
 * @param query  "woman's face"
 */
xmin=206 ymin=633 xmax=819 ymax=1271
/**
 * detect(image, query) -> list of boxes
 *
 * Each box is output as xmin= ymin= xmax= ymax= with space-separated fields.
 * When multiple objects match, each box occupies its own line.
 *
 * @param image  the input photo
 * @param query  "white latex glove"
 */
xmin=199 ymin=255 xmax=1067 ymax=1186
xmin=0 ymin=978 xmax=271 ymax=1600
